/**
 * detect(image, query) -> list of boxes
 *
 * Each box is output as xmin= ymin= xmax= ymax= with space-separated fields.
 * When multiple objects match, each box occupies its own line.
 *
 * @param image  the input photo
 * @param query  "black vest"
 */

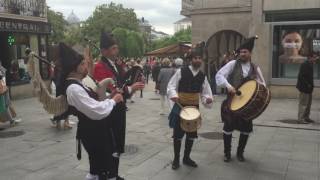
xmin=64 ymin=80 xmax=110 ymax=139
xmin=228 ymin=60 xmax=257 ymax=88
xmin=178 ymin=67 xmax=205 ymax=93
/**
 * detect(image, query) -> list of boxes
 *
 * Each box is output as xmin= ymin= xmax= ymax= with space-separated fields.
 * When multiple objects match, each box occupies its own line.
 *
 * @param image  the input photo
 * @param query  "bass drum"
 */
xmin=229 ymin=80 xmax=271 ymax=121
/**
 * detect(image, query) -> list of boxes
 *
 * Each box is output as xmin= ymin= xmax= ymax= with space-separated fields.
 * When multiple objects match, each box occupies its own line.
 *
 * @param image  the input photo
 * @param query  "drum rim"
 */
xmin=230 ymin=79 xmax=258 ymax=112
xmin=240 ymin=88 xmax=271 ymax=121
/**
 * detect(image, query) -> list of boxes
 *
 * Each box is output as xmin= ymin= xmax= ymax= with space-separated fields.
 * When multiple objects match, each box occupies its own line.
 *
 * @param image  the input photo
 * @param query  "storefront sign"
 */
xmin=0 ymin=18 xmax=50 ymax=34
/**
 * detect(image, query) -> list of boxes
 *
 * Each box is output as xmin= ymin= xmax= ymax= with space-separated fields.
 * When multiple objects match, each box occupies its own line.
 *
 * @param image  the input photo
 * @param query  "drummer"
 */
xmin=167 ymin=42 xmax=213 ymax=170
xmin=216 ymin=36 xmax=266 ymax=163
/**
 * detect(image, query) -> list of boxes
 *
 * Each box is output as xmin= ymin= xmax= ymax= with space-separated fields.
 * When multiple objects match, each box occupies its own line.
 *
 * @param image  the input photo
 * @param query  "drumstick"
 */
xmin=175 ymin=102 xmax=189 ymax=115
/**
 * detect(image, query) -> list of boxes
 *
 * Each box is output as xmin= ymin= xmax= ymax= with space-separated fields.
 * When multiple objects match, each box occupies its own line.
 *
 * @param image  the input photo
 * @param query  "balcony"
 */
xmin=0 ymin=0 xmax=47 ymax=22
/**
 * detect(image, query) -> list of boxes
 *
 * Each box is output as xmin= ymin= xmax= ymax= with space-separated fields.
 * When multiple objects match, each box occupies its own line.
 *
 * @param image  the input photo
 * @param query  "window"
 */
xmin=8 ymin=34 xmax=30 ymax=85
xmin=272 ymin=24 xmax=320 ymax=79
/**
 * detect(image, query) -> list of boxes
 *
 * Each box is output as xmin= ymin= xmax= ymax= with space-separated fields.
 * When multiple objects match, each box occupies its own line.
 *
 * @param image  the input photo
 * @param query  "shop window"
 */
xmin=8 ymin=34 xmax=30 ymax=85
xmin=272 ymin=24 xmax=320 ymax=79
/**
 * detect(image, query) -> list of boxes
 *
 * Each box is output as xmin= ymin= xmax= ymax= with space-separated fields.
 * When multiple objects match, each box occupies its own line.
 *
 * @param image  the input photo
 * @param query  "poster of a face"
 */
xmin=279 ymin=31 xmax=307 ymax=64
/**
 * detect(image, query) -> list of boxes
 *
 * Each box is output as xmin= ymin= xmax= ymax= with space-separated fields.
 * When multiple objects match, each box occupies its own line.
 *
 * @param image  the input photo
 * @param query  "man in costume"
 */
xmin=93 ymin=32 xmax=144 ymax=180
xmin=58 ymin=43 xmax=123 ymax=180
xmin=215 ymin=36 xmax=266 ymax=162
xmin=167 ymin=42 xmax=213 ymax=170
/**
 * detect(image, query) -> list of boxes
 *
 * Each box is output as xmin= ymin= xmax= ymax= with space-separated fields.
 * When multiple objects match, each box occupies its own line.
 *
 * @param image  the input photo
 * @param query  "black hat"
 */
xmin=238 ymin=35 xmax=258 ymax=52
xmin=59 ymin=43 xmax=84 ymax=78
xmin=190 ymin=41 xmax=206 ymax=58
xmin=100 ymin=32 xmax=117 ymax=49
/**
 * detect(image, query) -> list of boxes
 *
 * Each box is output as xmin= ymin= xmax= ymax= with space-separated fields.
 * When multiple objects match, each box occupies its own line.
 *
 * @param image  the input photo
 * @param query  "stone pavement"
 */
xmin=0 ymin=82 xmax=319 ymax=180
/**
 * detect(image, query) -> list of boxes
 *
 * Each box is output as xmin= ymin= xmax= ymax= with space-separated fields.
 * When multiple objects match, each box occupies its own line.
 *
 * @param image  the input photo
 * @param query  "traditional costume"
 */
xmin=215 ymin=36 xmax=266 ymax=162
xmin=167 ymin=42 xmax=213 ymax=170
xmin=93 ymin=32 xmax=129 ymax=180
xmin=57 ymin=43 xmax=117 ymax=180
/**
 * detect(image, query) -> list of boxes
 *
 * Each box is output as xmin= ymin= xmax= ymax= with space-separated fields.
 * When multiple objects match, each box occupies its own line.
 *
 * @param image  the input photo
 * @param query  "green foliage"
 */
xmin=64 ymin=25 xmax=84 ymax=46
xmin=150 ymin=27 xmax=191 ymax=51
xmin=112 ymin=27 xmax=128 ymax=57
xmin=112 ymin=28 xmax=144 ymax=58
xmin=126 ymin=31 xmax=144 ymax=57
xmin=48 ymin=2 xmax=145 ymax=58
xmin=47 ymin=9 xmax=67 ymax=44
xmin=83 ymin=2 xmax=139 ymax=43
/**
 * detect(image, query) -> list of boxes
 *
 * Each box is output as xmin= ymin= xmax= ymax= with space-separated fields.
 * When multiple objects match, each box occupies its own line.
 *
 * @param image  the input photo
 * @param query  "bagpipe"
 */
xmin=26 ymin=48 xmax=114 ymax=117
xmin=84 ymin=38 xmax=145 ymax=97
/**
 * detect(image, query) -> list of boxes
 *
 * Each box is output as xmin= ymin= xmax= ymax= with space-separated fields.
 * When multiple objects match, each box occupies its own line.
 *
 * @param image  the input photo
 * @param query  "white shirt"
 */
xmin=66 ymin=82 xmax=116 ymax=120
xmin=215 ymin=60 xmax=266 ymax=89
xmin=167 ymin=66 xmax=213 ymax=108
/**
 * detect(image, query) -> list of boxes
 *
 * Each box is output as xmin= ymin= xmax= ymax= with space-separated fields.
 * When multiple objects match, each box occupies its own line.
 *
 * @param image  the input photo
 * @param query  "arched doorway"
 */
xmin=204 ymin=30 xmax=245 ymax=93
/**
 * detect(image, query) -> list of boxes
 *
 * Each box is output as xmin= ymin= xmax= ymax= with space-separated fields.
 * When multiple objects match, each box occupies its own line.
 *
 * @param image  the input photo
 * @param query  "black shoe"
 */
xmin=237 ymin=153 xmax=245 ymax=162
xmin=172 ymin=159 xmax=180 ymax=170
xmin=183 ymin=157 xmax=198 ymax=167
xmin=116 ymin=176 xmax=125 ymax=180
xmin=305 ymin=118 xmax=315 ymax=123
xmin=224 ymin=154 xmax=231 ymax=162
xmin=297 ymin=120 xmax=309 ymax=124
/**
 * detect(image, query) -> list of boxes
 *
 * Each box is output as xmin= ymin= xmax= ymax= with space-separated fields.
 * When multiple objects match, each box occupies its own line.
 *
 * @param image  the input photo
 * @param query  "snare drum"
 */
xmin=180 ymin=106 xmax=201 ymax=132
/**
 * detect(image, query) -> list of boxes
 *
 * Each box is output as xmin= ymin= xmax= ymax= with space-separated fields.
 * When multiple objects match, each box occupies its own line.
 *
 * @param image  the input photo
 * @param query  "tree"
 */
xmin=47 ymin=8 xmax=67 ymax=44
xmin=112 ymin=28 xmax=128 ymax=57
xmin=64 ymin=25 xmax=84 ymax=46
xmin=83 ymin=2 xmax=140 ymax=43
xmin=150 ymin=27 xmax=192 ymax=50
xmin=126 ymin=31 xmax=144 ymax=57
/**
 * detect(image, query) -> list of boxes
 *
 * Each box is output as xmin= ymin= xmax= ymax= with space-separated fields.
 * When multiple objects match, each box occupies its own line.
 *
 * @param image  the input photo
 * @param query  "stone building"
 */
xmin=181 ymin=0 xmax=320 ymax=98
xmin=0 ymin=0 xmax=50 ymax=99
xmin=174 ymin=17 xmax=191 ymax=33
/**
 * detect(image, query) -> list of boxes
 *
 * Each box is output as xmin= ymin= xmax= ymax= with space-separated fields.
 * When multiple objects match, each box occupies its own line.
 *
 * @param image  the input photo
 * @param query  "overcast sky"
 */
xmin=46 ymin=0 xmax=184 ymax=35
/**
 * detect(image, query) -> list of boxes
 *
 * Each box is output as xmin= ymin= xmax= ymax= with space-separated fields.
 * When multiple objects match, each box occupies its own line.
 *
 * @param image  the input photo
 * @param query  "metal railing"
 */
xmin=0 ymin=0 xmax=47 ymax=18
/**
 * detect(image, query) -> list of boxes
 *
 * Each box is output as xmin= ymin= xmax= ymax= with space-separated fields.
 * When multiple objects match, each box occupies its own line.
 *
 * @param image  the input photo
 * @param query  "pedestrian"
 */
xmin=157 ymin=58 xmax=175 ymax=115
xmin=296 ymin=53 xmax=318 ymax=124
xmin=0 ymin=61 xmax=20 ymax=125
xmin=51 ymin=58 xmax=72 ymax=129
xmin=57 ymin=43 xmax=123 ymax=180
xmin=93 ymin=32 xmax=144 ymax=180
xmin=143 ymin=59 xmax=151 ymax=84
xmin=167 ymin=42 xmax=213 ymax=170
xmin=216 ymin=36 xmax=266 ymax=162
xmin=152 ymin=61 xmax=161 ymax=93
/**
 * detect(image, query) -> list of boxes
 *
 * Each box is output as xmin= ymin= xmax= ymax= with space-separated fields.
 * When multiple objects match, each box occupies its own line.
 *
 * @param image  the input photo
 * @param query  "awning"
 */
xmin=145 ymin=42 xmax=191 ymax=57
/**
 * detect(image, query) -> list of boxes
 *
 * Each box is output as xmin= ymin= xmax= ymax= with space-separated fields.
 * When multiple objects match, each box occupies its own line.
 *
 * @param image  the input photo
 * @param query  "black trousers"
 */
xmin=221 ymin=99 xmax=253 ymax=133
xmin=81 ymin=136 xmax=111 ymax=177
xmin=172 ymin=118 xmax=197 ymax=140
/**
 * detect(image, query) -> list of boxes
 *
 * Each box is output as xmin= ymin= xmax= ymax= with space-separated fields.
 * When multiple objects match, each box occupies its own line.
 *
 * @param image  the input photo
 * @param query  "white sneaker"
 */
xmin=85 ymin=173 xmax=98 ymax=180
xmin=13 ymin=118 xmax=21 ymax=123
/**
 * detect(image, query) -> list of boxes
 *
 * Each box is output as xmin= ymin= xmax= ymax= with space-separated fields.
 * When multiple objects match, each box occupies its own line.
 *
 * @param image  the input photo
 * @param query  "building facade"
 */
xmin=0 ymin=0 xmax=50 ymax=99
xmin=182 ymin=0 xmax=320 ymax=98
xmin=174 ymin=17 xmax=192 ymax=33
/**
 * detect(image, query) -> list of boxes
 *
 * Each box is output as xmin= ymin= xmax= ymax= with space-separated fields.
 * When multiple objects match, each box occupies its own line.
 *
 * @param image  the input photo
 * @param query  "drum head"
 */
xmin=180 ymin=107 xmax=200 ymax=120
xmin=230 ymin=80 xmax=257 ymax=111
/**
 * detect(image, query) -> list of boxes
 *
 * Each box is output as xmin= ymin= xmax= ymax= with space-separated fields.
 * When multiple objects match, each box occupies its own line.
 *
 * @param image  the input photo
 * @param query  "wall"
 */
xmin=264 ymin=0 xmax=320 ymax=11
xmin=194 ymin=0 xmax=251 ymax=9
xmin=191 ymin=12 xmax=251 ymax=43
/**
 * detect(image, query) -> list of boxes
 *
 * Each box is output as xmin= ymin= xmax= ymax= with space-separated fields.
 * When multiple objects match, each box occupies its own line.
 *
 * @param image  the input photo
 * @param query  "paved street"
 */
xmin=0 ymin=82 xmax=320 ymax=180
